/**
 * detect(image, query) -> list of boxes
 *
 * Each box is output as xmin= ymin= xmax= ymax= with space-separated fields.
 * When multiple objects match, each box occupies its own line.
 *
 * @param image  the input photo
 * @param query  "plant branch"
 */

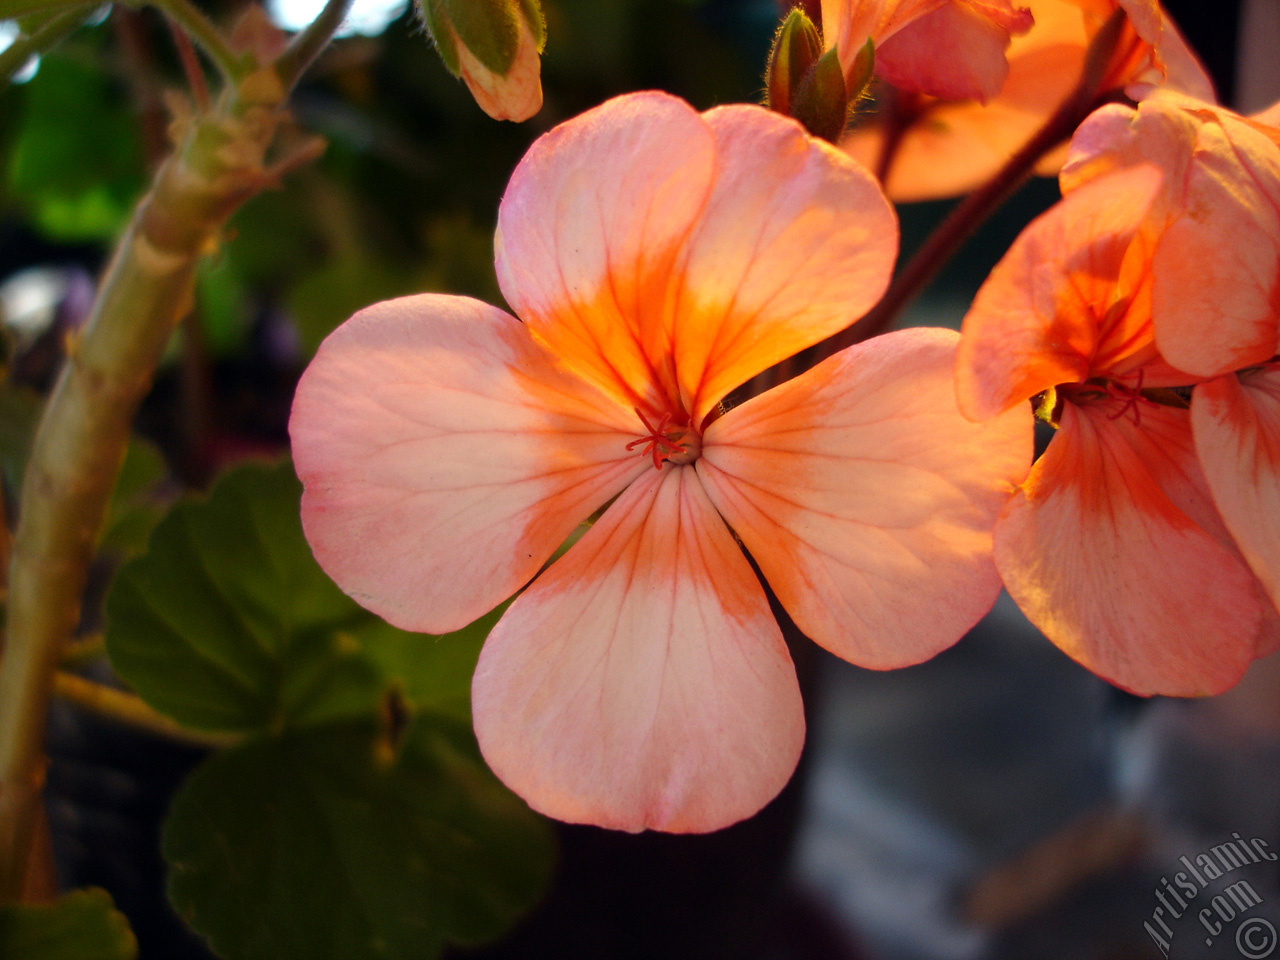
xmin=808 ymin=7 xmax=1129 ymax=365
xmin=0 ymin=77 xmax=302 ymax=904
xmin=53 ymin=672 xmax=237 ymax=749
xmin=0 ymin=5 xmax=91 ymax=85
xmin=276 ymin=0 xmax=354 ymax=91
xmin=139 ymin=0 xmax=244 ymax=81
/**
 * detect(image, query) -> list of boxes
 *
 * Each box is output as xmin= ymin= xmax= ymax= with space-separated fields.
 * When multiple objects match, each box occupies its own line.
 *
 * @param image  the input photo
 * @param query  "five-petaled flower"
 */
xmin=291 ymin=92 xmax=1030 ymax=833
xmin=956 ymin=164 xmax=1277 ymax=697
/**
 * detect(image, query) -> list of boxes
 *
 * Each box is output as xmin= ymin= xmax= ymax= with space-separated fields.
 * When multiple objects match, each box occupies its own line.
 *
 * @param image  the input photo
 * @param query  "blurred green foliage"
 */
xmin=164 ymin=717 xmax=554 ymax=960
xmin=6 ymin=54 xmax=143 ymax=241
xmin=0 ymin=888 xmax=138 ymax=960
xmin=103 ymin=462 xmax=553 ymax=959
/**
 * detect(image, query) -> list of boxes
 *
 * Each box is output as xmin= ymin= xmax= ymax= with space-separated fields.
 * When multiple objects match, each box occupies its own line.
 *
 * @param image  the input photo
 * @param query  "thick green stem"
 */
xmin=0 ymin=77 xmax=297 ymax=902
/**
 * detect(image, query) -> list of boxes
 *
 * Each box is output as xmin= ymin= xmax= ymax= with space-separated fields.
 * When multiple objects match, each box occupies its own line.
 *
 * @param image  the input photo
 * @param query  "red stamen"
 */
xmin=1104 ymin=369 xmax=1148 ymax=425
xmin=625 ymin=407 xmax=688 ymax=469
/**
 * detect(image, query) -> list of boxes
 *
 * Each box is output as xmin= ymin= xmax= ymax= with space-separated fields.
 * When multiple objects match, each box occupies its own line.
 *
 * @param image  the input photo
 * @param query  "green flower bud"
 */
xmin=415 ymin=0 xmax=545 ymax=122
xmin=766 ymin=7 xmax=822 ymax=118
xmin=791 ymin=47 xmax=849 ymax=144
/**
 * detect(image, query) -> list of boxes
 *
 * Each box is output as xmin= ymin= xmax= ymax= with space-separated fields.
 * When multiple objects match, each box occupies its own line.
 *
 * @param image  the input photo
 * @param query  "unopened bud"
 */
xmin=766 ymin=8 xmax=822 ymax=117
xmin=415 ymin=0 xmax=545 ymax=122
xmin=846 ymin=37 xmax=875 ymax=102
xmin=792 ymin=47 xmax=848 ymax=144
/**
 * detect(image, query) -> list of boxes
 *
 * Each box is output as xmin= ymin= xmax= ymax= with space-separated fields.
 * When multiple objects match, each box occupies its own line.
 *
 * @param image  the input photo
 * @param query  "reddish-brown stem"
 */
xmin=168 ymin=18 xmax=211 ymax=111
xmin=871 ymin=87 xmax=920 ymax=187
xmin=804 ymin=7 xmax=1130 ymax=368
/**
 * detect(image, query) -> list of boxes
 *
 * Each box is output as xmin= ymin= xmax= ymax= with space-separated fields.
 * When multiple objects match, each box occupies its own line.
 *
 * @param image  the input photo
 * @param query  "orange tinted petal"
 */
xmin=1151 ymin=117 xmax=1280 ymax=377
xmin=698 ymin=328 xmax=1031 ymax=669
xmin=671 ymin=106 xmax=897 ymax=423
xmin=822 ymin=0 xmax=946 ymax=79
xmin=956 ymin=165 xmax=1163 ymax=420
xmin=1060 ymin=96 xmax=1198 ymax=196
xmin=1193 ymin=369 xmax=1280 ymax=615
xmin=844 ymin=7 xmax=1084 ymax=201
xmin=1064 ymin=95 xmax=1280 ymax=377
xmin=842 ymin=0 xmax=1209 ymax=203
xmin=290 ymin=295 xmax=644 ymax=634
xmin=472 ymin=466 xmax=805 ymax=833
xmin=877 ymin=0 xmax=1031 ymax=102
xmin=996 ymin=398 xmax=1264 ymax=696
xmin=495 ymin=92 xmax=716 ymax=411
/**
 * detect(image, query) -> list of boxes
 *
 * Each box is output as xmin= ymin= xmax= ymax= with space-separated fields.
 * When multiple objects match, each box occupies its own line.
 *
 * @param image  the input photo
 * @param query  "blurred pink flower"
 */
xmin=956 ymin=165 xmax=1277 ymax=696
xmin=842 ymin=0 xmax=1211 ymax=201
xmin=823 ymin=0 xmax=1034 ymax=102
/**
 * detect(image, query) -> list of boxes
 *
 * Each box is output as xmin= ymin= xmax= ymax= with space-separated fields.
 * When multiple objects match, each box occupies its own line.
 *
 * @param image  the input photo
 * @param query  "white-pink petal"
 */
xmin=697 ymin=327 xmax=1032 ymax=669
xmin=290 ymin=294 xmax=644 ymax=634
xmin=472 ymin=466 xmax=805 ymax=833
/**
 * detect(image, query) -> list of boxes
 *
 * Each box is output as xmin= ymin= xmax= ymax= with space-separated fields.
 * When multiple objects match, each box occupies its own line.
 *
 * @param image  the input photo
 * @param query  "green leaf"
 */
xmin=0 ymin=888 xmax=138 ymax=960
xmin=416 ymin=0 xmax=460 ymax=75
xmin=105 ymin=460 xmax=385 ymax=734
xmin=7 ymin=55 xmax=143 ymax=241
xmin=287 ymin=255 xmax=421 ymax=356
xmin=351 ymin=603 xmax=502 ymax=722
xmin=164 ymin=719 xmax=554 ymax=960
xmin=100 ymin=438 xmax=172 ymax=558
xmin=195 ymin=257 xmax=251 ymax=356
xmin=105 ymin=460 xmax=505 ymax=735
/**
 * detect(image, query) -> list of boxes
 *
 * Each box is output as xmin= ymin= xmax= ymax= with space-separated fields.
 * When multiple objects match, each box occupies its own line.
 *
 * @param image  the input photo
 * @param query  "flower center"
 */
xmin=1059 ymin=371 xmax=1158 ymax=426
xmin=625 ymin=407 xmax=701 ymax=469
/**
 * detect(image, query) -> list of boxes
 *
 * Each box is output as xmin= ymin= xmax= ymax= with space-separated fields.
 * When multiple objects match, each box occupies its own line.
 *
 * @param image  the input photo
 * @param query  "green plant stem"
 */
xmin=0 ymin=6 xmax=91 ymax=85
xmin=136 ymin=0 xmax=245 ymax=81
xmin=53 ymin=672 xmax=237 ymax=749
xmin=276 ymin=0 xmax=355 ymax=91
xmin=808 ymin=7 xmax=1129 ymax=365
xmin=0 ymin=77 xmax=303 ymax=903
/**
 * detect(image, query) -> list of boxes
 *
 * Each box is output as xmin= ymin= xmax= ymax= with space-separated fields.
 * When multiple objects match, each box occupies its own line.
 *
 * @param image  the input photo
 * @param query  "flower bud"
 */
xmin=791 ymin=47 xmax=848 ymax=144
xmin=416 ymin=0 xmax=545 ymax=122
xmin=766 ymin=8 xmax=823 ymax=117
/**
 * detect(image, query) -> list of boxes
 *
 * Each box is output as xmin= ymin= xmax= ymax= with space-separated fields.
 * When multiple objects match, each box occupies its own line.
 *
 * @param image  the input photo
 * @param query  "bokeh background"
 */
xmin=1 ymin=1 xmax=1278 ymax=957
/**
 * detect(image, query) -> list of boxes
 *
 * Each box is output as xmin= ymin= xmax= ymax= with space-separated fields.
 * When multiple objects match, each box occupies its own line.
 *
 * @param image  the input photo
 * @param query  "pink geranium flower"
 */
xmin=823 ymin=0 xmax=1034 ymax=103
xmin=291 ymin=92 xmax=1031 ymax=832
xmin=1062 ymin=91 xmax=1280 ymax=622
xmin=841 ymin=0 xmax=1211 ymax=202
xmin=956 ymin=165 xmax=1276 ymax=696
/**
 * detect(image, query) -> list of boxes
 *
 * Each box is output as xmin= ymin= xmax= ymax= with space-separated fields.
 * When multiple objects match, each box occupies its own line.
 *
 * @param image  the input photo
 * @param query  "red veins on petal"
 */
xmin=958 ymin=159 xmax=1276 ymax=696
xmin=291 ymin=91 xmax=1031 ymax=834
